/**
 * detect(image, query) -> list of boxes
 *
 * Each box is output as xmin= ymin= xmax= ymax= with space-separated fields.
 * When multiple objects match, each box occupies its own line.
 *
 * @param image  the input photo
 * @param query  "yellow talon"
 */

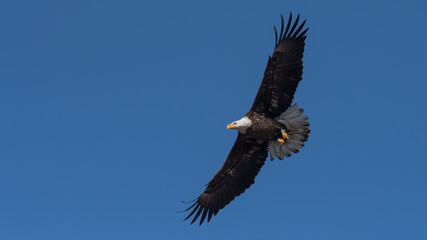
xmin=282 ymin=131 xmax=289 ymax=140
xmin=278 ymin=138 xmax=285 ymax=144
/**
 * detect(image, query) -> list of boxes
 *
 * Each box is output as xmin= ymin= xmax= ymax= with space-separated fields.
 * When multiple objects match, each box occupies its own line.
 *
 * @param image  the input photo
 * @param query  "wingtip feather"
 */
xmin=199 ymin=208 xmax=209 ymax=226
xmin=283 ymin=12 xmax=292 ymax=39
xmin=179 ymin=201 xmax=198 ymax=214
xmin=184 ymin=203 xmax=200 ymax=221
xmin=287 ymin=14 xmax=300 ymax=38
xmin=191 ymin=206 xmax=204 ymax=224
xmin=274 ymin=26 xmax=278 ymax=46
xmin=279 ymin=14 xmax=285 ymax=40
xmin=207 ymin=209 xmax=214 ymax=222
xmin=291 ymin=19 xmax=306 ymax=38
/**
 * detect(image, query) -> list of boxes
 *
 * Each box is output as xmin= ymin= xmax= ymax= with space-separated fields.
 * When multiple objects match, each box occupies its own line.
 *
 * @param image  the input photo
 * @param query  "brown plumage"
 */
xmin=183 ymin=12 xmax=309 ymax=225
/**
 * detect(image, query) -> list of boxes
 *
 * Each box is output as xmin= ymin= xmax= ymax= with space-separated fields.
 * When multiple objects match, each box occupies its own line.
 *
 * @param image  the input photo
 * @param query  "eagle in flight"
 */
xmin=183 ymin=13 xmax=310 ymax=225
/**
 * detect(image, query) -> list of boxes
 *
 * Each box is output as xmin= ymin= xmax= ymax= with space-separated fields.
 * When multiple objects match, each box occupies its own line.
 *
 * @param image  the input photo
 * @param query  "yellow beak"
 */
xmin=227 ymin=123 xmax=236 ymax=130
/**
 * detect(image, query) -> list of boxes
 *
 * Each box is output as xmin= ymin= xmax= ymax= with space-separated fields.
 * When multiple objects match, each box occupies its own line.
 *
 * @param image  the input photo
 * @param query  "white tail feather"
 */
xmin=269 ymin=103 xmax=310 ymax=160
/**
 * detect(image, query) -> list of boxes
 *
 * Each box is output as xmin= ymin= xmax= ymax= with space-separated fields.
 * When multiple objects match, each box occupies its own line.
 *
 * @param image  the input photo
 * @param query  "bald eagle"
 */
xmin=183 ymin=13 xmax=310 ymax=225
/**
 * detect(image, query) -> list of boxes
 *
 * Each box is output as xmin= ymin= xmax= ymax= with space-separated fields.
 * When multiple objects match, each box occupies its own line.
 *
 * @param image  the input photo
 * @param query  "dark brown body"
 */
xmin=243 ymin=111 xmax=286 ymax=140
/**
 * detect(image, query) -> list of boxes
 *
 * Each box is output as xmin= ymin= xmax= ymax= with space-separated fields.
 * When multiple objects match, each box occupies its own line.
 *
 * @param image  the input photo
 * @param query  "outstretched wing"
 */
xmin=183 ymin=134 xmax=268 ymax=225
xmin=251 ymin=13 xmax=308 ymax=118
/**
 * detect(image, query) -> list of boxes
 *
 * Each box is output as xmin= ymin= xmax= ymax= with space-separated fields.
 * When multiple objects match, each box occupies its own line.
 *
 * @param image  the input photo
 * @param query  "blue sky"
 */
xmin=1 ymin=0 xmax=426 ymax=239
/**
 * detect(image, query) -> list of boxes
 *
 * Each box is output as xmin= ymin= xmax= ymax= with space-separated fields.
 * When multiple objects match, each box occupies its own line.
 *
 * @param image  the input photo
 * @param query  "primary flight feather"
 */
xmin=183 ymin=13 xmax=310 ymax=225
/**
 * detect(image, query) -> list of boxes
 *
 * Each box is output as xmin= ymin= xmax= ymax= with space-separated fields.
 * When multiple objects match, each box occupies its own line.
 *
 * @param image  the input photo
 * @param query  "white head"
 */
xmin=227 ymin=116 xmax=252 ymax=133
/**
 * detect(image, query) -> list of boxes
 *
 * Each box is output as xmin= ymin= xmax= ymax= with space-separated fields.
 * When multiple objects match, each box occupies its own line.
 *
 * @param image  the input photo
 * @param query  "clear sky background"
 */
xmin=1 ymin=0 xmax=426 ymax=239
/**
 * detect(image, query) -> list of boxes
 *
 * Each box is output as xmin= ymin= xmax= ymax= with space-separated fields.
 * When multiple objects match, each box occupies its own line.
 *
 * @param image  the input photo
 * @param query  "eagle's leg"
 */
xmin=281 ymin=129 xmax=289 ymax=140
xmin=277 ymin=129 xmax=289 ymax=144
